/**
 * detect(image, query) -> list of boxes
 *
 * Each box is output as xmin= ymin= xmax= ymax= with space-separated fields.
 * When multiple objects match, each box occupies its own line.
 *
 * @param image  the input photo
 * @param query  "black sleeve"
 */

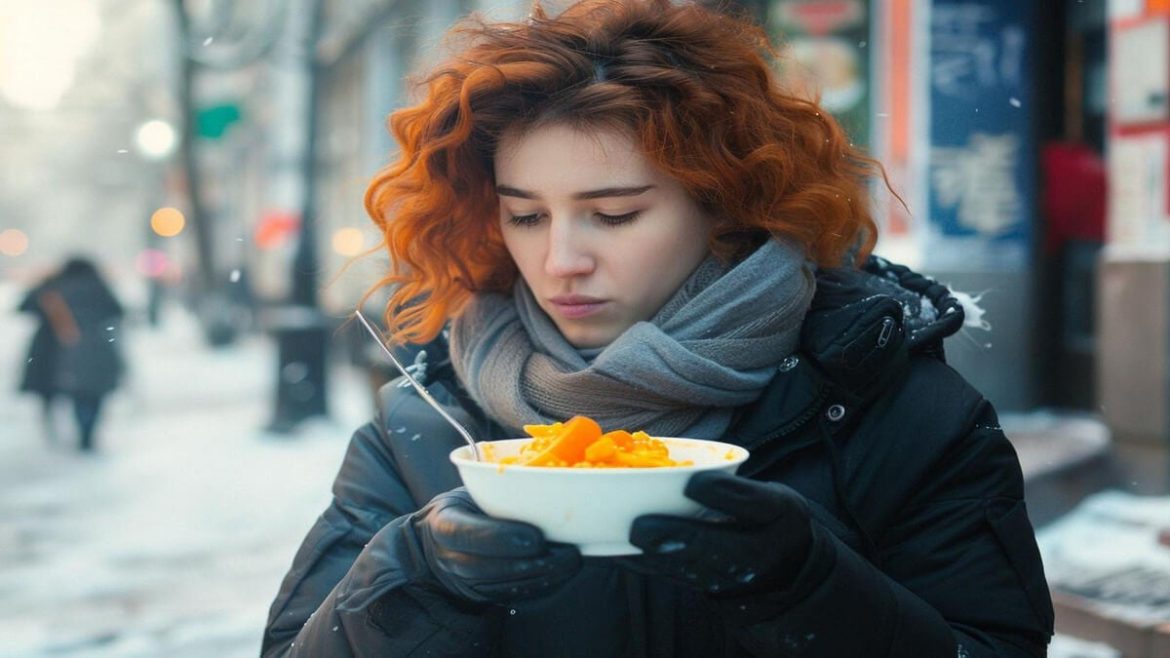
xmin=259 ymin=420 xmax=495 ymax=657
xmin=722 ymin=402 xmax=1054 ymax=657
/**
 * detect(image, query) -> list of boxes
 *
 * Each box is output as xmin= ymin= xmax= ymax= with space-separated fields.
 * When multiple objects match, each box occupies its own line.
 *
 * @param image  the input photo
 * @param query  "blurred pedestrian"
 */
xmin=17 ymin=257 xmax=125 ymax=452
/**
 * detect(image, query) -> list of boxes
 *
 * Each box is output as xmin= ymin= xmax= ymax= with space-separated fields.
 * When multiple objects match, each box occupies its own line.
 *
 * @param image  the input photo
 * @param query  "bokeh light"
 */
xmin=135 ymin=248 xmax=170 ymax=278
xmin=151 ymin=207 xmax=186 ymax=237
xmin=255 ymin=211 xmax=300 ymax=249
xmin=0 ymin=1 xmax=101 ymax=110
xmin=0 ymin=228 xmax=29 ymax=256
xmin=331 ymin=227 xmax=365 ymax=256
xmin=134 ymin=119 xmax=178 ymax=160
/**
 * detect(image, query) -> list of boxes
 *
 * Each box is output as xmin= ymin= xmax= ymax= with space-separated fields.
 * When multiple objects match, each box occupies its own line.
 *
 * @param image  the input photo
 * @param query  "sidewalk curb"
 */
xmin=1003 ymin=412 xmax=1113 ymax=528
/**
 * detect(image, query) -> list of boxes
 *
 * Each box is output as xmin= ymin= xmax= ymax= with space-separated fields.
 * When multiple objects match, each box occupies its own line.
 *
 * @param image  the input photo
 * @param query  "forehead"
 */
xmin=493 ymin=123 xmax=658 ymax=190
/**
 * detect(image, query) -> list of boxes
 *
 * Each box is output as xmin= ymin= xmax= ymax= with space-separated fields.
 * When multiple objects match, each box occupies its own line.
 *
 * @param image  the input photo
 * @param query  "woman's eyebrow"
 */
xmin=495 ymin=184 xmax=655 ymax=200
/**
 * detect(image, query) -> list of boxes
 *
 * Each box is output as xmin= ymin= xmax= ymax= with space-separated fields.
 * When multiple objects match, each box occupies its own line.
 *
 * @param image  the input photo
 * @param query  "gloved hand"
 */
xmin=621 ymin=471 xmax=813 ymax=596
xmin=404 ymin=488 xmax=582 ymax=604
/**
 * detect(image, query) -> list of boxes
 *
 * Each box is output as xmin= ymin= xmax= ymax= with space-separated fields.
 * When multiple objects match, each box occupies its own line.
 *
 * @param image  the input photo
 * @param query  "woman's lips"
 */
xmin=548 ymin=295 xmax=608 ymax=320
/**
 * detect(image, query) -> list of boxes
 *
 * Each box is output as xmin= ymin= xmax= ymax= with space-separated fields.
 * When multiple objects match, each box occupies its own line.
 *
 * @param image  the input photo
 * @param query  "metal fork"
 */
xmin=354 ymin=310 xmax=481 ymax=461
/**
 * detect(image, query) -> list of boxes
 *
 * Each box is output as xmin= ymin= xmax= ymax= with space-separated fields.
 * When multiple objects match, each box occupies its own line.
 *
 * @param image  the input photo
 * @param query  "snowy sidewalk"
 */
xmin=1038 ymin=491 xmax=1170 ymax=657
xmin=0 ymin=304 xmax=367 ymax=658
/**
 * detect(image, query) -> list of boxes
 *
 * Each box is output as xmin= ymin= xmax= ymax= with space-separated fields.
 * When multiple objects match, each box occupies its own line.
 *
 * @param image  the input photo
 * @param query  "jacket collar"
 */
xmin=731 ymin=256 xmax=966 ymax=449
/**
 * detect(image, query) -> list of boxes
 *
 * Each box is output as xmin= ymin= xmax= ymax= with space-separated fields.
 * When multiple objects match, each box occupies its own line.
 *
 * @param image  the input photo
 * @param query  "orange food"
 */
xmin=501 ymin=416 xmax=692 ymax=468
xmin=520 ymin=415 xmax=601 ymax=466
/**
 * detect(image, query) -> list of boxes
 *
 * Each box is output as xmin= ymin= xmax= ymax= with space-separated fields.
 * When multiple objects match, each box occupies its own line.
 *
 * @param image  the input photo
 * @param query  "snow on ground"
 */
xmin=1048 ymin=635 xmax=1121 ymax=658
xmin=1038 ymin=489 xmax=1170 ymax=656
xmin=1037 ymin=489 xmax=1170 ymax=625
xmin=1039 ymin=491 xmax=1170 ymax=581
xmin=0 ymin=287 xmax=370 ymax=658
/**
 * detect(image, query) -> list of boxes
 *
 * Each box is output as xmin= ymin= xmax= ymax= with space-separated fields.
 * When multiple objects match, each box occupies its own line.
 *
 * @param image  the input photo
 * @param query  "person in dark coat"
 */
xmin=17 ymin=257 xmax=125 ymax=451
xmin=261 ymin=1 xmax=1054 ymax=656
xmin=18 ymin=274 xmax=62 ymax=440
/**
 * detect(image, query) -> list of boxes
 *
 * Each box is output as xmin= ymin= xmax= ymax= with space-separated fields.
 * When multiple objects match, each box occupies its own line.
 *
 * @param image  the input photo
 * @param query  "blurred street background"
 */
xmin=2 ymin=0 xmax=1170 ymax=656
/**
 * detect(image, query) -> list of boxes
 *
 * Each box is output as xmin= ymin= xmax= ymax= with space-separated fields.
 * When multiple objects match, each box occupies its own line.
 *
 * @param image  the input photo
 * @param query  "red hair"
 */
xmin=365 ymin=0 xmax=885 ymax=343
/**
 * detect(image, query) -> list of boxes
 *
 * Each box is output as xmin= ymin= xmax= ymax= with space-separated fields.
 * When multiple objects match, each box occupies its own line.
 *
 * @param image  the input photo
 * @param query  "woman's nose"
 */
xmin=544 ymin=218 xmax=595 ymax=278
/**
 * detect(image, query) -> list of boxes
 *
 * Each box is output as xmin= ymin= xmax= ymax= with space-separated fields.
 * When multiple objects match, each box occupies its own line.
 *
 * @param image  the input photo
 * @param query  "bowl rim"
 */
xmin=449 ymin=436 xmax=750 ymax=473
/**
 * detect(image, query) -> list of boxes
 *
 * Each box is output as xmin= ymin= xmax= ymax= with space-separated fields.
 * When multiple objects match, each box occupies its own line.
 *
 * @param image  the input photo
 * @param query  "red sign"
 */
xmin=255 ymin=211 xmax=301 ymax=249
xmin=776 ymin=0 xmax=865 ymax=36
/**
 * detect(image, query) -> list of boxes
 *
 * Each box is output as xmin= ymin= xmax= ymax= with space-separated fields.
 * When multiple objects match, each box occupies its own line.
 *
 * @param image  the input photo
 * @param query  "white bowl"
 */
xmin=450 ymin=437 xmax=750 ymax=556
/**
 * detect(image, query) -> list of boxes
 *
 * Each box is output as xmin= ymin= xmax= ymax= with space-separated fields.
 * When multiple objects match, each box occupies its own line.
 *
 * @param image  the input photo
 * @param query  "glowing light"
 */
xmin=135 ymin=248 xmax=169 ymax=277
xmin=134 ymin=120 xmax=178 ymax=160
xmin=0 ymin=1 xmax=101 ymax=110
xmin=255 ymin=211 xmax=300 ymax=249
xmin=0 ymin=228 xmax=29 ymax=256
xmin=331 ymin=227 xmax=365 ymax=256
xmin=151 ymin=207 xmax=186 ymax=237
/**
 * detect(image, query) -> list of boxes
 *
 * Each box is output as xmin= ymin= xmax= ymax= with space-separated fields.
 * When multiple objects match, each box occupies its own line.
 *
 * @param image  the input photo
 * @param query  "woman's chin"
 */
xmin=558 ymin=323 xmax=620 ymax=350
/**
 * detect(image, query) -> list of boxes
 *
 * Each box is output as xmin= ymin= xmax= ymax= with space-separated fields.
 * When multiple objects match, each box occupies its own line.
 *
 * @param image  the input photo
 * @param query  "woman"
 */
xmin=18 ymin=257 xmax=125 ymax=452
xmin=262 ymin=1 xmax=1053 ymax=656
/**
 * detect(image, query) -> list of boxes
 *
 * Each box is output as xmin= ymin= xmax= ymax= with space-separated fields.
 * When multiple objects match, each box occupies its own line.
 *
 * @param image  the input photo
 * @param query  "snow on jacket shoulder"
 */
xmin=260 ymin=258 xmax=1054 ymax=657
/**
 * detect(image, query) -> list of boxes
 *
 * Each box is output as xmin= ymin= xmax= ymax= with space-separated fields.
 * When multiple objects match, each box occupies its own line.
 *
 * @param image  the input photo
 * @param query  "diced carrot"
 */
xmin=585 ymin=436 xmax=617 ymax=462
xmin=600 ymin=430 xmax=634 ymax=449
xmin=503 ymin=416 xmax=693 ymax=468
xmin=521 ymin=415 xmax=602 ymax=466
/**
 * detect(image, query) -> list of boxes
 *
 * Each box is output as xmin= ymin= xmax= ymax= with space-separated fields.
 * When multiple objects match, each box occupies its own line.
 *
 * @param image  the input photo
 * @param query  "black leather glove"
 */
xmin=404 ymin=488 xmax=583 ymax=604
xmin=622 ymin=471 xmax=813 ymax=596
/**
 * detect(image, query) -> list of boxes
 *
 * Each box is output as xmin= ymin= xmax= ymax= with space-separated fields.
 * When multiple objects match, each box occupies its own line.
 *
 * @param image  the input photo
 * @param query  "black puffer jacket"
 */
xmin=261 ymin=258 xmax=1054 ymax=657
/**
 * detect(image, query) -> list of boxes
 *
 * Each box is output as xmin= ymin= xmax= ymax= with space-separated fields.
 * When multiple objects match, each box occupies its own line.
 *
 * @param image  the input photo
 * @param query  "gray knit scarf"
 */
xmin=449 ymin=239 xmax=816 ymax=439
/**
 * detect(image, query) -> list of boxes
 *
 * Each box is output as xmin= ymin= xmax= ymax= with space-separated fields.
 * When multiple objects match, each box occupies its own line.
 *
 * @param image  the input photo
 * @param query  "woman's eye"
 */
xmin=507 ymin=213 xmax=542 ymax=227
xmin=596 ymin=211 xmax=640 ymax=226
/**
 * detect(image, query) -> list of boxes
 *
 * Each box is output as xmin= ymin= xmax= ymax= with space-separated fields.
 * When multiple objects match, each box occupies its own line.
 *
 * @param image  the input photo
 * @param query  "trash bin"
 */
xmin=264 ymin=304 xmax=329 ymax=433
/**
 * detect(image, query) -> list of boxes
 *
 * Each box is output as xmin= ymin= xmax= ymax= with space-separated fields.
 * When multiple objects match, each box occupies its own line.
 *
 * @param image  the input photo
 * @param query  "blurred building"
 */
xmin=736 ymin=0 xmax=1110 ymax=420
xmin=0 ymin=0 xmax=182 ymax=302
xmin=314 ymin=0 xmax=518 ymax=314
xmin=1098 ymin=0 xmax=1170 ymax=448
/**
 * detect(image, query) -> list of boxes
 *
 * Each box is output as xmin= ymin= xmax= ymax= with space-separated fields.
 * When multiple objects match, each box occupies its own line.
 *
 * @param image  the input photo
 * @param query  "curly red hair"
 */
xmin=365 ymin=0 xmax=885 ymax=343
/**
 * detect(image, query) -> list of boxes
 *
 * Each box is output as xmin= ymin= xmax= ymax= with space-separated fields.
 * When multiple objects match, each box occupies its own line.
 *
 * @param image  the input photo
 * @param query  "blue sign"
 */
xmin=928 ymin=0 xmax=1035 ymax=267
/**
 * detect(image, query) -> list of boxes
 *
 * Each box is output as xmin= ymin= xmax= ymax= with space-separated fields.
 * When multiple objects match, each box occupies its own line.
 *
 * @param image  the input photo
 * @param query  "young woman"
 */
xmin=262 ymin=1 xmax=1053 ymax=655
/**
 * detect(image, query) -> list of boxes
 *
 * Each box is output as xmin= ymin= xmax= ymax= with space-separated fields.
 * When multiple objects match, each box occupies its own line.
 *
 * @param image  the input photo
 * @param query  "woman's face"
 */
xmin=494 ymin=123 xmax=713 ymax=349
